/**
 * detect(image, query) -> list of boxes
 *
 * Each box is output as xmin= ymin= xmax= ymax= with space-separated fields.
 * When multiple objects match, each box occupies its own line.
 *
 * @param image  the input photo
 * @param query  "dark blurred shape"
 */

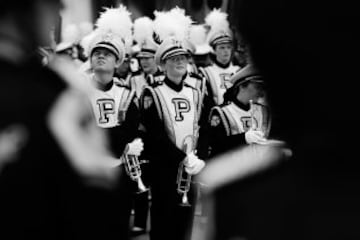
xmin=93 ymin=0 xmax=118 ymax=19
xmin=193 ymin=54 xmax=211 ymax=68
xmin=210 ymin=0 xmax=359 ymax=239
xmin=191 ymin=0 xmax=204 ymax=11
xmin=126 ymin=0 xmax=157 ymax=17
xmin=207 ymin=0 xmax=223 ymax=9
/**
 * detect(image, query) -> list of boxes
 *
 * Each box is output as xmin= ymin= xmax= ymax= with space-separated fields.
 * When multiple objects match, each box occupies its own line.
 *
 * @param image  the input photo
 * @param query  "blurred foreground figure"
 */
xmin=0 ymin=1 xmax=124 ymax=239
xmin=194 ymin=1 xmax=358 ymax=240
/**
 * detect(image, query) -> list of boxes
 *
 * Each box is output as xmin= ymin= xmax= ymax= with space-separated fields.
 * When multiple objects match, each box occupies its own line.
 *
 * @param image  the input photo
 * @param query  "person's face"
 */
xmin=163 ymin=54 xmax=188 ymax=79
xmin=90 ymin=48 xmax=119 ymax=78
xmin=139 ymin=56 xmax=157 ymax=74
xmin=238 ymin=82 xmax=265 ymax=103
xmin=116 ymin=58 xmax=130 ymax=77
xmin=214 ymin=43 xmax=233 ymax=65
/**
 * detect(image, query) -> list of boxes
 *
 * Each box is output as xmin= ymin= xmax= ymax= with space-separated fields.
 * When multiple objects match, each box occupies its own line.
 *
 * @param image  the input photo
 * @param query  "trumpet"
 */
xmin=249 ymin=99 xmax=257 ymax=131
xmin=177 ymin=161 xmax=192 ymax=207
xmin=249 ymin=99 xmax=271 ymax=137
xmin=123 ymin=154 xmax=149 ymax=194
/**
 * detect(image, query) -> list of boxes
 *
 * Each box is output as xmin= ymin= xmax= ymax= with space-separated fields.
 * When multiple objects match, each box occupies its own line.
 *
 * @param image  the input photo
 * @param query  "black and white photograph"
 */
xmin=0 ymin=0 xmax=358 ymax=239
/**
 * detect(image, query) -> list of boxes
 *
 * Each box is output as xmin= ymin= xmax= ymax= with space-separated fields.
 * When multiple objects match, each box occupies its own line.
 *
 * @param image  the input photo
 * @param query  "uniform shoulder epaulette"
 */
xmin=117 ymin=88 xmax=136 ymax=124
xmin=153 ymin=75 xmax=165 ymax=85
xmin=153 ymin=74 xmax=165 ymax=81
xmin=183 ymin=82 xmax=196 ymax=90
xmin=154 ymin=80 xmax=164 ymax=87
xmin=114 ymin=79 xmax=131 ymax=90
xmin=189 ymin=72 xmax=204 ymax=80
xmin=153 ymin=70 xmax=164 ymax=77
xmin=131 ymin=70 xmax=142 ymax=77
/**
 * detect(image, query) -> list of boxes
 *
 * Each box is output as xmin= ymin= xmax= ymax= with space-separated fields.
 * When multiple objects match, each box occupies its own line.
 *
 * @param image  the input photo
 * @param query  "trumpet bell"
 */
xmin=136 ymin=177 xmax=149 ymax=194
xmin=123 ymin=154 xmax=149 ymax=194
xmin=179 ymin=193 xmax=191 ymax=207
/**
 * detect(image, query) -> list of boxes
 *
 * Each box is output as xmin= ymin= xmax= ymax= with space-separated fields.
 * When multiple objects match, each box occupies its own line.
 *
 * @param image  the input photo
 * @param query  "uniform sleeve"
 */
xmin=208 ymin=109 xmax=247 ymax=158
xmin=107 ymin=99 xmax=140 ymax=158
xmin=199 ymin=67 xmax=216 ymax=107
xmin=140 ymin=89 xmax=187 ymax=169
xmin=196 ymin=91 xmax=215 ymax=160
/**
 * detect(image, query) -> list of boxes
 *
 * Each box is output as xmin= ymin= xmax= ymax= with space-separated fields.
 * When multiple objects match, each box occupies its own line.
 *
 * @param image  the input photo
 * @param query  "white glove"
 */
xmin=126 ymin=138 xmax=144 ymax=156
xmin=245 ymin=130 xmax=267 ymax=144
xmin=184 ymin=152 xmax=205 ymax=175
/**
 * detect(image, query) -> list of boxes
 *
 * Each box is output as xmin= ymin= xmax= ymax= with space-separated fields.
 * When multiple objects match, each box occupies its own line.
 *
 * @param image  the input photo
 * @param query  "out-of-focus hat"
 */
xmin=230 ymin=64 xmax=264 ymax=86
xmin=182 ymin=38 xmax=196 ymax=55
xmin=188 ymin=24 xmax=212 ymax=55
xmin=56 ymin=24 xmax=80 ymax=53
xmin=133 ymin=16 xmax=158 ymax=58
xmin=205 ymin=9 xmax=233 ymax=49
xmin=153 ymin=7 xmax=192 ymax=45
xmin=137 ymin=38 xmax=159 ymax=58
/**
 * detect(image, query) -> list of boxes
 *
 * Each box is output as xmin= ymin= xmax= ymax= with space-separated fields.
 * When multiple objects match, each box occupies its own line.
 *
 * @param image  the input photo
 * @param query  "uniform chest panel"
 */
xmin=223 ymin=103 xmax=263 ymax=134
xmin=156 ymin=85 xmax=198 ymax=152
xmin=205 ymin=64 xmax=240 ymax=104
xmin=89 ymin=85 xmax=126 ymax=128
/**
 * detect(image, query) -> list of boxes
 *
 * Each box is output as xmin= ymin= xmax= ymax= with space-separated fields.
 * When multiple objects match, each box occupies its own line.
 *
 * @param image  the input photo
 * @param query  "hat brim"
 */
xmin=211 ymin=39 xmax=233 ymax=48
xmin=236 ymin=76 xmax=264 ymax=86
xmin=137 ymin=52 xmax=155 ymax=58
xmin=91 ymin=43 xmax=125 ymax=65
xmin=91 ymin=44 xmax=118 ymax=56
xmin=155 ymin=49 xmax=189 ymax=66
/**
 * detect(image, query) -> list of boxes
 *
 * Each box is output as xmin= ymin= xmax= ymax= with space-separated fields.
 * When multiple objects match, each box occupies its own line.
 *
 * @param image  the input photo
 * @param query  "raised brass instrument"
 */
xmin=123 ymin=154 xmax=149 ymax=194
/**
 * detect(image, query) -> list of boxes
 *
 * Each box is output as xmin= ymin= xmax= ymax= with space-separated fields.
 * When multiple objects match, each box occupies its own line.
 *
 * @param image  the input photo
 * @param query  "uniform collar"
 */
xmin=233 ymin=98 xmax=250 ymax=111
xmin=214 ymin=58 xmax=231 ymax=69
xmin=92 ymin=75 xmax=114 ymax=91
xmin=145 ymin=68 xmax=162 ymax=79
xmin=164 ymin=73 xmax=188 ymax=92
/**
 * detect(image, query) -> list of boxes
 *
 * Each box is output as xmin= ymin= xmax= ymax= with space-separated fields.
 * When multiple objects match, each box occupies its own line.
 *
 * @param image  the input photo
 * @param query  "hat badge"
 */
xmin=220 ymin=31 xmax=229 ymax=38
xmin=102 ymin=31 xmax=114 ymax=42
xmin=171 ymin=38 xmax=182 ymax=48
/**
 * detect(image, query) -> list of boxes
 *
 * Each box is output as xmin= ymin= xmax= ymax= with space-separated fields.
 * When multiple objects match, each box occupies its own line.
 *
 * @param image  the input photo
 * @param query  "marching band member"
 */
xmin=130 ymin=17 xmax=163 ymax=102
xmin=205 ymin=64 xmax=274 ymax=239
xmin=153 ymin=7 xmax=209 ymax=111
xmin=141 ymin=37 xmax=206 ymax=240
xmin=129 ymin=16 xmax=161 ymax=235
xmin=208 ymin=64 xmax=270 ymax=157
xmin=199 ymin=9 xmax=241 ymax=106
xmin=129 ymin=17 xmax=163 ymax=235
xmin=80 ymin=7 xmax=143 ymax=239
